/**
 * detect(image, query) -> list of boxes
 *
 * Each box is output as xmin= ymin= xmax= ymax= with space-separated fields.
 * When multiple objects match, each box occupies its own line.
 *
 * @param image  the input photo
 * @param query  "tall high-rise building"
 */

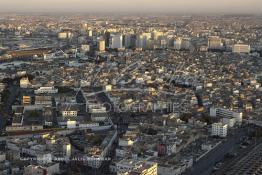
xmin=58 ymin=31 xmax=73 ymax=40
xmin=208 ymin=36 xmax=223 ymax=49
xmin=88 ymin=30 xmax=93 ymax=37
xmin=136 ymin=33 xmax=151 ymax=49
xmin=152 ymin=31 xmax=164 ymax=41
xmin=174 ymin=37 xmax=182 ymax=50
xmin=124 ymin=34 xmax=132 ymax=48
xmin=110 ymin=34 xmax=123 ymax=49
xmin=160 ymin=39 xmax=168 ymax=49
xmin=99 ymin=40 xmax=106 ymax=51
xmin=105 ymin=31 xmax=111 ymax=48
xmin=181 ymin=37 xmax=191 ymax=50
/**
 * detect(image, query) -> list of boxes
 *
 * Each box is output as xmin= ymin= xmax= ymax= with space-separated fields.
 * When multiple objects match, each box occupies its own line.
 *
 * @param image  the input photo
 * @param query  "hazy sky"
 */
xmin=0 ymin=0 xmax=261 ymax=13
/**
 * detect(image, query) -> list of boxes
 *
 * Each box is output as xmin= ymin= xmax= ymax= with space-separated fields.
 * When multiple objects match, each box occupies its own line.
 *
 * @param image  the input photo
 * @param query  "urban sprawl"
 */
xmin=0 ymin=14 xmax=262 ymax=175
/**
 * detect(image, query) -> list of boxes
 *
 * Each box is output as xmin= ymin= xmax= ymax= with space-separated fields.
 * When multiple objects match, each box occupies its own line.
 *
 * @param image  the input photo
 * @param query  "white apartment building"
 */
xmin=0 ymin=152 xmax=6 ymax=162
xmin=210 ymin=107 xmax=242 ymax=123
xmin=211 ymin=123 xmax=228 ymax=137
xmin=233 ymin=44 xmax=250 ymax=53
xmin=20 ymin=77 xmax=30 ymax=88
xmin=99 ymin=40 xmax=106 ymax=51
xmin=63 ymin=143 xmax=71 ymax=157
xmin=58 ymin=31 xmax=73 ymax=39
xmin=34 ymin=86 xmax=58 ymax=94
xmin=62 ymin=110 xmax=77 ymax=117
xmin=0 ymin=83 xmax=5 ymax=92
xmin=66 ymin=121 xmax=77 ymax=129
xmin=222 ymin=117 xmax=236 ymax=128
xmin=35 ymin=96 xmax=52 ymax=106
xmin=61 ymin=105 xmax=78 ymax=118
xmin=79 ymin=122 xmax=99 ymax=129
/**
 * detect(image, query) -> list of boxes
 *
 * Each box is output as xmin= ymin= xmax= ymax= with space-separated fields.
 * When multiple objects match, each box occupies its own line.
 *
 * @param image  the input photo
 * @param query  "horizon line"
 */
xmin=0 ymin=11 xmax=261 ymax=16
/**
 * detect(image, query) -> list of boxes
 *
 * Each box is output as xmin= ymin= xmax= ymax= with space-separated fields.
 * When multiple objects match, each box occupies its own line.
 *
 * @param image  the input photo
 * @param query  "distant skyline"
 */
xmin=0 ymin=0 xmax=261 ymax=14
